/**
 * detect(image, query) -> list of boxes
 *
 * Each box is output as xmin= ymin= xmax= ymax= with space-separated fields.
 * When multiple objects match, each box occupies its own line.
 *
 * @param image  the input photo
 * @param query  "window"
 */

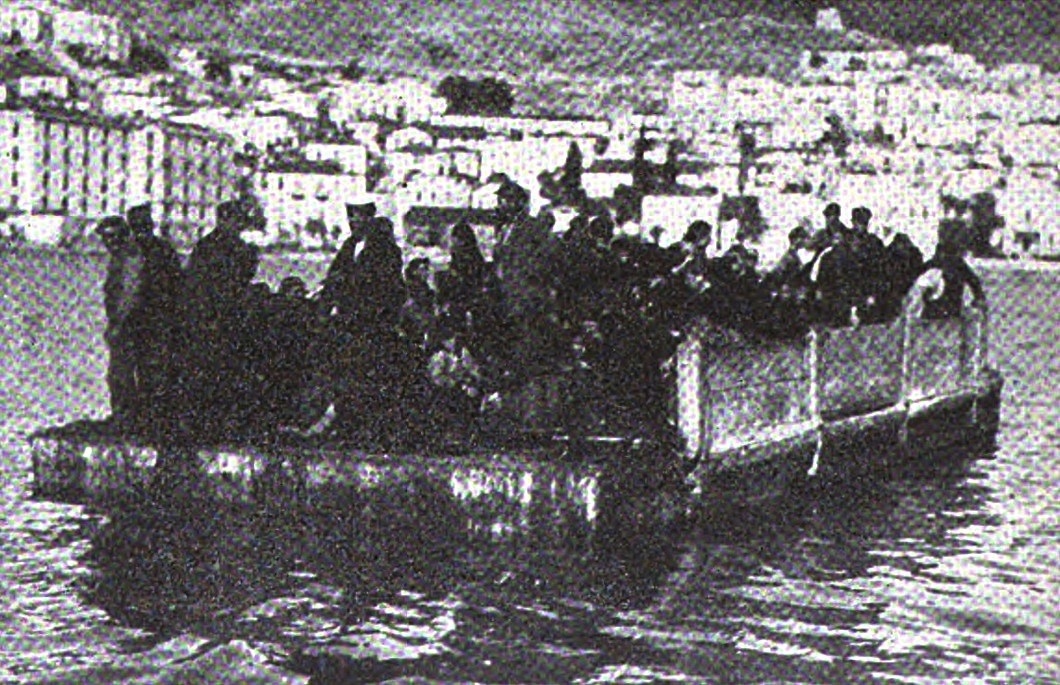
xmin=12 ymin=171 xmax=18 ymax=186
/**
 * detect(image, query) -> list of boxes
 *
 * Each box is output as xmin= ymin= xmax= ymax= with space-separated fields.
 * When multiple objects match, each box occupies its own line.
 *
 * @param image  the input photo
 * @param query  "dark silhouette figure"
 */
xmin=880 ymin=225 xmax=925 ymax=320
xmin=437 ymin=221 xmax=497 ymax=360
xmin=320 ymin=216 xmax=407 ymax=442
xmin=316 ymin=202 xmax=377 ymax=321
xmin=96 ymin=217 xmax=145 ymax=429
xmin=182 ymin=199 xmax=265 ymax=440
xmin=492 ymin=179 xmax=562 ymax=383
xmin=849 ymin=207 xmax=888 ymax=324
xmin=920 ymin=230 xmax=986 ymax=321
xmin=125 ymin=203 xmax=184 ymax=434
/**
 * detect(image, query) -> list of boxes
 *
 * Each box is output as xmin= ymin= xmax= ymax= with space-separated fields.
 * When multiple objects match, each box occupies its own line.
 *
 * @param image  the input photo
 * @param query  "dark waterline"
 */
xmin=1 ymin=252 xmax=1057 ymax=683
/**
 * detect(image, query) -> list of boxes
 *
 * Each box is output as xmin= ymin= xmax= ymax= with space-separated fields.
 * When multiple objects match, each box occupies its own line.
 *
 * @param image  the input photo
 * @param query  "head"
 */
xmin=683 ymin=220 xmax=713 ymax=248
xmin=346 ymin=202 xmax=377 ymax=238
xmin=588 ymin=214 xmax=615 ymax=247
xmin=95 ymin=216 xmax=131 ymax=253
xmin=824 ymin=202 xmax=842 ymax=223
xmin=788 ymin=225 xmax=809 ymax=249
xmin=450 ymin=221 xmax=477 ymax=252
xmin=126 ymin=203 xmax=154 ymax=239
xmin=366 ymin=216 xmax=395 ymax=243
xmin=279 ymin=276 xmax=308 ymax=300
xmin=404 ymin=257 xmax=431 ymax=287
xmin=851 ymin=207 xmax=872 ymax=232
xmin=216 ymin=199 xmax=265 ymax=235
xmin=496 ymin=179 xmax=530 ymax=220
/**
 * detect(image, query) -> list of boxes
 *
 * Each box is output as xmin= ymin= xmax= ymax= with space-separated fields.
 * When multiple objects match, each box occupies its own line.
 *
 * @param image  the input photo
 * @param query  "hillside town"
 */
xmin=1 ymin=2 xmax=1058 ymax=263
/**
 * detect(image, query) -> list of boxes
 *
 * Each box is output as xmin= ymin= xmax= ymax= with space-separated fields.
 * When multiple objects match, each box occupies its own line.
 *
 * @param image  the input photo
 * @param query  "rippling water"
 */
xmin=1 ymin=251 xmax=1057 ymax=684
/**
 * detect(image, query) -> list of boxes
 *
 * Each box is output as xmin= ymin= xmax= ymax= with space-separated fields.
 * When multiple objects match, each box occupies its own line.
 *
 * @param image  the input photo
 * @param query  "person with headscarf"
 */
xmin=879 ymin=222 xmax=925 ymax=320
xmin=96 ymin=216 xmax=145 ymax=429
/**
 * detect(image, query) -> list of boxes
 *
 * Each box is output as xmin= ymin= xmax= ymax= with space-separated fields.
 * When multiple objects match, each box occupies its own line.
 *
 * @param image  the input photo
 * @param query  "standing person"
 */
xmin=316 ymin=202 xmax=377 ymax=320
xmin=124 ymin=203 xmax=185 ymax=434
xmin=849 ymin=207 xmax=887 ymax=324
xmin=314 ymin=215 xmax=406 ymax=442
xmin=492 ymin=179 xmax=561 ymax=384
xmin=182 ymin=199 xmax=265 ymax=439
xmin=96 ymin=217 xmax=145 ymax=429
xmin=919 ymin=229 xmax=987 ymax=321
xmin=880 ymin=223 xmax=925 ymax=320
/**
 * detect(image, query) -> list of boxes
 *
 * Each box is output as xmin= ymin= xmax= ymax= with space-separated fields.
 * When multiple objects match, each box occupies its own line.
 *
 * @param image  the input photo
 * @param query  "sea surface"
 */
xmin=0 ymin=250 xmax=1057 ymax=684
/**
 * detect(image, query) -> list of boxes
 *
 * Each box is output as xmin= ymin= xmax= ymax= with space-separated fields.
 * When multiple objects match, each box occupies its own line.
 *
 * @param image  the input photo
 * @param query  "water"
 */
xmin=1 ymin=251 xmax=1057 ymax=684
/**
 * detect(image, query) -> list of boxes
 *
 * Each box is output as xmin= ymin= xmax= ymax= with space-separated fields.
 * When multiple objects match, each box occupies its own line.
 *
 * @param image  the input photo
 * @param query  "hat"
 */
xmin=95 ymin=216 xmax=130 ymax=241
xmin=126 ymin=203 xmax=154 ymax=234
xmin=851 ymin=207 xmax=872 ymax=226
xmin=824 ymin=202 xmax=842 ymax=218
xmin=345 ymin=202 xmax=377 ymax=223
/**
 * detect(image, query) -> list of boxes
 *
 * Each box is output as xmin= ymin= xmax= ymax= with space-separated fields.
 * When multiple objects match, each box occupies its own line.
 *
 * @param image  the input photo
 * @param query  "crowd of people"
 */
xmin=97 ymin=181 xmax=987 ymax=446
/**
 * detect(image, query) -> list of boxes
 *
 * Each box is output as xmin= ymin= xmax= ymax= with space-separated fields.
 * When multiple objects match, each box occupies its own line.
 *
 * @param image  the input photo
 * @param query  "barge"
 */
xmin=27 ymin=283 xmax=1002 ymax=519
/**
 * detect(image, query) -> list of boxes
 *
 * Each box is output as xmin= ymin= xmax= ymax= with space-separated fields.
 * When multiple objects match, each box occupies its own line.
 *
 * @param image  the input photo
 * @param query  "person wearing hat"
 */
xmin=182 ymin=198 xmax=265 ymax=438
xmin=319 ymin=216 xmax=406 ymax=442
xmin=96 ymin=216 xmax=146 ymax=429
xmin=810 ymin=203 xmax=859 ymax=328
xmin=316 ymin=201 xmax=378 ymax=319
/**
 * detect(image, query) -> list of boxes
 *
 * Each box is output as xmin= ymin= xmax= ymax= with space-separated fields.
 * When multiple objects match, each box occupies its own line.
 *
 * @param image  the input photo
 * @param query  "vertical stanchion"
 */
xmin=807 ymin=327 xmax=821 ymax=477
xmin=899 ymin=306 xmax=911 ymax=449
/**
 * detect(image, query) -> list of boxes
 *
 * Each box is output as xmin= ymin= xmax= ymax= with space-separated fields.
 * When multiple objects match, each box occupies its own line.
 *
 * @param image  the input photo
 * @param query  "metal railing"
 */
xmin=676 ymin=292 xmax=989 ymax=464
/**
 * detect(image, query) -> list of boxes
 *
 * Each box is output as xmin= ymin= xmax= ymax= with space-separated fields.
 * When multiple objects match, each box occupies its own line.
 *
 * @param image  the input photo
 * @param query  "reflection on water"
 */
xmin=1 ymin=254 xmax=1058 ymax=683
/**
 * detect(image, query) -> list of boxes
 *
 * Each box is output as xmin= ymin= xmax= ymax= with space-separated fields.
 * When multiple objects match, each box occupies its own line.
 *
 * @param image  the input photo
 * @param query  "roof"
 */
xmin=403 ymin=206 xmax=498 ymax=227
xmin=264 ymin=157 xmax=344 ymax=174
xmin=0 ymin=50 xmax=62 ymax=80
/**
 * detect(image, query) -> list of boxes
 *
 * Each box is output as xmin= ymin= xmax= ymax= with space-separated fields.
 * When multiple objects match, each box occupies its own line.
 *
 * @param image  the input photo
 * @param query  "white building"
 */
xmin=255 ymin=160 xmax=369 ymax=248
xmin=0 ymin=6 xmax=44 ymax=43
xmin=816 ymin=8 xmax=844 ymax=32
xmin=50 ymin=10 xmax=130 ymax=63
xmin=0 ymin=107 xmax=236 ymax=244
xmin=303 ymin=143 xmax=368 ymax=175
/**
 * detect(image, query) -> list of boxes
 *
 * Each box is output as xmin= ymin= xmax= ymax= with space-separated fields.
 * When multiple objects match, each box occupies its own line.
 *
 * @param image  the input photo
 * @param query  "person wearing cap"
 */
xmin=810 ymin=204 xmax=859 ymax=328
xmin=96 ymin=216 xmax=146 ymax=428
xmin=123 ymin=203 xmax=185 ymax=429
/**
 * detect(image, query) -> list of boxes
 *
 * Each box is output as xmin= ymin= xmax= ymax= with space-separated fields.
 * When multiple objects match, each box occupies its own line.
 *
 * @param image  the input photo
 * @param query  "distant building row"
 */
xmin=0 ymin=106 xmax=238 ymax=244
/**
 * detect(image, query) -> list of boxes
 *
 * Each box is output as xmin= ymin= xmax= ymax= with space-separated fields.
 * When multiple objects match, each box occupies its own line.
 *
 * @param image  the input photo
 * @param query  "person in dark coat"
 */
xmin=316 ymin=202 xmax=377 ymax=320
xmin=124 ymin=203 xmax=185 ymax=433
xmin=182 ymin=198 xmax=265 ymax=439
xmin=491 ymin=179 xmax=562 ymax=383
xmin=880 ymin=223 xmax=925 ymax=320
xmin=809 ymin=226 xmax=858 ymax=328
xmin=437 ymin=222 xmax=491 ymax=348
xmin=323 ymin=216 xmax=407 ymax=442
xmin=919 ymin=227 xmax=986 ymax=321
xmin=97 ymin=217 xmax=145 ymax=429
xmin=849 ymin=207 xmax=888 ymax=324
